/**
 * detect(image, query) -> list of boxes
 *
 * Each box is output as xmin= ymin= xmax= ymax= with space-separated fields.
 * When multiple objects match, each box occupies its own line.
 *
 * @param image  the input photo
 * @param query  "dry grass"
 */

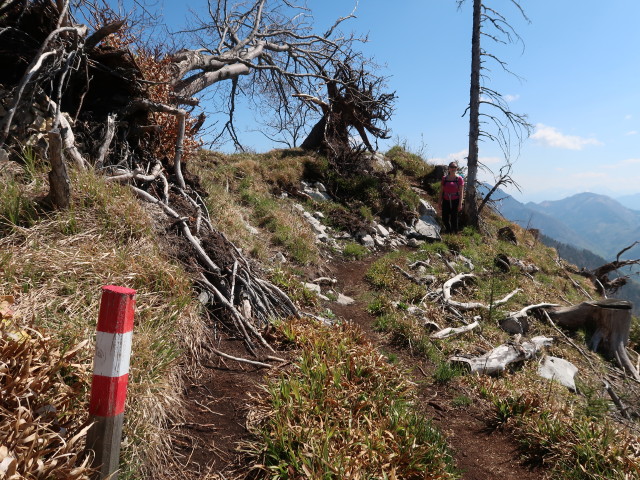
xmin=0 ymin=317 xmax=93 ymax=479
xmin=0 ymin=170 xmax=203 ymax=478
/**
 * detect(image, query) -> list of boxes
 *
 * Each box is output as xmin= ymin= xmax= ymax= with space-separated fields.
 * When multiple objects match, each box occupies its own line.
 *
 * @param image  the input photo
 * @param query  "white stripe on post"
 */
xmin=85 ymin=285 xmax=136 ymax=480
xmin=93 ymin=331 xmax=133 ymax=378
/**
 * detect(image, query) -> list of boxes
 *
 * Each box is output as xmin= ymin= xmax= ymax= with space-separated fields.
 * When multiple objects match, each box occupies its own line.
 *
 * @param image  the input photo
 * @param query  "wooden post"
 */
xmin=86 ymin=286 xmax=136 ymax=480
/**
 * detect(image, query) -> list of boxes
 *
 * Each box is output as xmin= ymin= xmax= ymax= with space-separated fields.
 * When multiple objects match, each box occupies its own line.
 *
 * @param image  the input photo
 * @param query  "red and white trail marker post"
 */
xmin=86 ymin=285 xmax=136 ymax=480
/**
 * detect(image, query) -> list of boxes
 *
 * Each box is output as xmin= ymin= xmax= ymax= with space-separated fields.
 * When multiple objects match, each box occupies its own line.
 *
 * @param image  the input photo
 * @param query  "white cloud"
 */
xmin=504 ymin=94 xmax=520 ymax=102
xmin=531 ymin=124 xmax=603 ymax=150
xmin=625 ymin=130 xmax=638 ymax=136
xmin=431 ymin=149 xmax=468 ymax=166
xmin=621 ymin=158 xmax=640 ymax=165
xmin=625 ymin=114 xmax=633 ymax=120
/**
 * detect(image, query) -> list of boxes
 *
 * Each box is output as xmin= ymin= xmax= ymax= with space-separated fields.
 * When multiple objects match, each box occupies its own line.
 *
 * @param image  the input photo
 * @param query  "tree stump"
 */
xmin=547 ymin=299 xmax=639 ymax=380
xmin=46 ymin=129 xmax=70 ymax=209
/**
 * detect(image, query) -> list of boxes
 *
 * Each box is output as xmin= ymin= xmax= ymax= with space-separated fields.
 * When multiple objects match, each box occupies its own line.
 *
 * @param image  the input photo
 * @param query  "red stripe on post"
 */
xmin=89 ymin=374 xmax=129 ymax=417
xmin=97 ymin=285 xmax=136 ymax=334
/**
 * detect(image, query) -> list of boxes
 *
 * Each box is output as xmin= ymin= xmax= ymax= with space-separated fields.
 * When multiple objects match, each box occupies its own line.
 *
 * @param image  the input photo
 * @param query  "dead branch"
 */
xmin=431 ymin=321 xmax=479 ymax=340
xmin=94 ymin=114 xmax=116 ymax=170
xmin=442 ymin=273 xmax=520 ymax=311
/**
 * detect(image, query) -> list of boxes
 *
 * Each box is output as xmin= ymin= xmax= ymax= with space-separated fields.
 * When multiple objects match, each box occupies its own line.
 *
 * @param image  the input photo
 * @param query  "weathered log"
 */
xmin=547 ymin=300 xmax=639 ymax=380
xmin=450 ymin=336 xmax=553 ymax=375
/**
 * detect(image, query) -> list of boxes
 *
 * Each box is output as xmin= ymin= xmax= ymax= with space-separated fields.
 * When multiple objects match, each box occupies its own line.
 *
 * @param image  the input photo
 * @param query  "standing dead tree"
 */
xmin=458 ymin=0 xmax=532 ymax=227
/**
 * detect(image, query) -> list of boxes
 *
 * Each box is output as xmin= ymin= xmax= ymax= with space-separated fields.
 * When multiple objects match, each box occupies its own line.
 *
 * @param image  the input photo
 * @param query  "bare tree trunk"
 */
xmin=47 ymin=129 xmax=71 ymax=209
xmin=464 ymin=0 xmax=481 ymax=228
xmin=547 ymin=300 xmax=639 ymax=380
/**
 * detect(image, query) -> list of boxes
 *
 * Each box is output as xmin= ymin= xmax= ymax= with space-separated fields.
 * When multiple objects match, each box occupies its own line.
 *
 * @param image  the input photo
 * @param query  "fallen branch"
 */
xmin=431 ymin=321 xmax=479 ymax=339
xmin=442 ymin=273 xmax=520 ymax=311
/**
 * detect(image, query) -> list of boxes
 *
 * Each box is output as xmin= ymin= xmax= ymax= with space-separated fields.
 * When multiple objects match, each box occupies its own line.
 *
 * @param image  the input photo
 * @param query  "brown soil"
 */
xmin=166 ymin=252 xmax=542 ymax=480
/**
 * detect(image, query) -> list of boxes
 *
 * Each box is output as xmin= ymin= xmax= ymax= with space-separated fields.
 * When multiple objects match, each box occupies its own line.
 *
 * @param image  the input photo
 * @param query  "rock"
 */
xmin=374 ymin=223 xmax=390 ymax=237
xmin=0 ymin=148 xmax=9 ymax=163
xmin=373 ymin=235 xmax=386 ymax=247
xmin=537 ymin=355 xmax=578 ymax=391
xmin=301 ymin=181 xmax=332 ymax=201
xmin=274 ymin=252 xmax=287 ymax=263
xmin=197 ymin=291 xmax=210 ymax=305
xmin=317 ymin=233 xmax=329 ymax=243
xmin=302 ymin=211 xmax=326 ymax=234
xmin=411 ymin=218 xmax=441 ymax=240
xmin=336 ymin=293 xmax=355 ymax=305
xmin=418 ymin=199 xmax=438 ymax=217
xmin=407 ymin=238 xmax=424 ymax=248
xmin=313 ymin=211 xmax=325 ymax=220
xmin=304 ymin=282 xmax=322 ymax=294
xmin=360 ymin=234 xmax=375 ymax=247
xmin=368 ymin=152 xmax=393 ymax=173
xmin=245 ymin=223 xmax=259 ymax=235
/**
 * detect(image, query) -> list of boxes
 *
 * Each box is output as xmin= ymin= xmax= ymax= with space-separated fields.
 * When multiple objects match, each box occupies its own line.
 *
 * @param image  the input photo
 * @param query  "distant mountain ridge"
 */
xmin=493 ymin=191 xmax=640 ymax=260
xmin=617 ymin=193 xmax=640 ymax=211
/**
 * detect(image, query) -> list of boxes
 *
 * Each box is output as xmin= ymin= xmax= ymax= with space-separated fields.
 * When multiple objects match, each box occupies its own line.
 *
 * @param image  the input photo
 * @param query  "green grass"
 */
xmin=343 ymin=241 xmax=369 ymax=260
xmin=243 ymin=319 xmax=458 ymax=479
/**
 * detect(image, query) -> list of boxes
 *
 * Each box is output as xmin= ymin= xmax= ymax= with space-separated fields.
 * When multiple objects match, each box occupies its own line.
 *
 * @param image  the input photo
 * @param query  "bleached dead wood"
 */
xmin=451 ymin=336 xmax=553 ymax=375
xmin=442 ymin=273 xmax=520 ymax=311
xmin=547 ymin=300 xmax=640 ymax=381
xmin=106 ymin=162 xmax=163 ymax=184
xmin=94 ymin=114 xmax=116 ymax=170
xmin=46 ymin=97 xmax=89 ymax=170
xmin=431 ymin=321 xmax=479 ymax=339
xmin=498 ymin=302 xmax=559 ymax=334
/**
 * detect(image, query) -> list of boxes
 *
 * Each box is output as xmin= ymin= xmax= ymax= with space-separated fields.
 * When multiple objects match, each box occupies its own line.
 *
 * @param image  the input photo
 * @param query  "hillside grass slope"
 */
xmin=1 ymin=146 xmax=639 ymax=479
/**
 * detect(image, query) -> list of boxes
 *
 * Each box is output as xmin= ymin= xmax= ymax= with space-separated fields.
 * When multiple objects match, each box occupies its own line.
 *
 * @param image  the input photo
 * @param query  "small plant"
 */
xmin=343 ymin=242 xmax=368 ymax=260
xmin=433 ymin=361 xmax=464 ymax=384
xmin=452 ymin=395 xmax=472 ymax=408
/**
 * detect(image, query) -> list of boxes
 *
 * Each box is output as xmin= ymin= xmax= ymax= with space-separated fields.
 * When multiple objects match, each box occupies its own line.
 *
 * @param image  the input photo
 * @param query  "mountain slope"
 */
xmin=526 ymin=192 xmax=640 ymax=259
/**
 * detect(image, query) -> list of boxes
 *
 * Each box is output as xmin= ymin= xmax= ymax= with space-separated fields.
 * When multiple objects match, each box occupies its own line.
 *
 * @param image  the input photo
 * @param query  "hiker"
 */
xmin=440 ymin=161 xmax=464 ymax=233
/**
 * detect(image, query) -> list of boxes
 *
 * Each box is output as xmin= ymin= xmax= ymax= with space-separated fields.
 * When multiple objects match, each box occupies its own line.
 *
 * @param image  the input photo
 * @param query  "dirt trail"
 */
xmin=169 ymin=253 xmax=541 ymax=480
xmin=328 ymin=256 xmax=541 ymax=480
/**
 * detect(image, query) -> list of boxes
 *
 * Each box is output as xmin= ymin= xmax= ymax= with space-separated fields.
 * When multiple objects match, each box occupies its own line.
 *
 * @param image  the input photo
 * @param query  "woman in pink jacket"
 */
xmin=440 ymin=161 xmax=464 ymax=233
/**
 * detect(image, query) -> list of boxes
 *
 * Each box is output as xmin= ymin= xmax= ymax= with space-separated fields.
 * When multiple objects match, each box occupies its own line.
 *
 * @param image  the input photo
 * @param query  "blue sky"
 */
xmin=118 ymin=0 xmax=640 ymax=203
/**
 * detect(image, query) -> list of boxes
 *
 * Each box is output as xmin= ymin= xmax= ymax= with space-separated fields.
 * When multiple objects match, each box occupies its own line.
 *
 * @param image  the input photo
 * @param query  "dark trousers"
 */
xmin=442 ymin=198 xmax=461 ymax=233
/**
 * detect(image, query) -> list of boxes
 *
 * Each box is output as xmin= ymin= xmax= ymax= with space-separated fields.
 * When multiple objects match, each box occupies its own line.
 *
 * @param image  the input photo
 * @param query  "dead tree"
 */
xmin=169 ymin=0 xmax=393 ymax=152
xmin=298 ymin=61 xmax=396 ymax=155
xmin=547 ymin=299 xmax=639 ymax=380
xmin=569 ymin=242 xmax=640 ymax=296
xmin=457 ymin=0 xmax=532 ymax=228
